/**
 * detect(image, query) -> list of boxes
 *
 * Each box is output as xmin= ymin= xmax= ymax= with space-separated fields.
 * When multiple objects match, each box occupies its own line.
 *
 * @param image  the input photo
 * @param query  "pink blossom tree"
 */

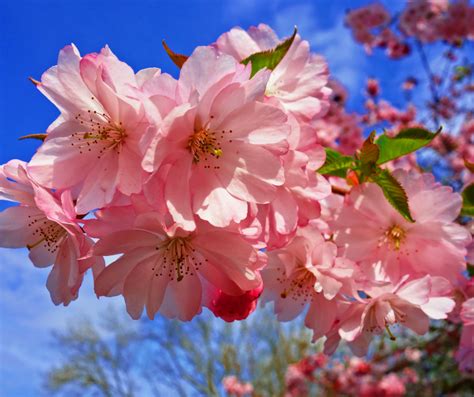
xmin=2 ymin=1 xmax=474 ymax=395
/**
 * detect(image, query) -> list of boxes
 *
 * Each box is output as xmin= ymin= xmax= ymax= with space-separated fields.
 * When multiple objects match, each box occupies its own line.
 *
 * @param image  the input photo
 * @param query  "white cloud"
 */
xmin=272 ymin=3 xmax=367 ymax=97
xmin=0 ymin=248 xmax=125 ymax=395
xmin=223 ymin=0 xmax=267 ymax=21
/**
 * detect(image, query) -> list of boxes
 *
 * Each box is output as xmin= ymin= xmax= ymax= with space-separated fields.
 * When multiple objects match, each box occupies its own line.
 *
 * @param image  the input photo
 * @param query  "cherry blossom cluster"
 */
xmin=283 ymin=353 xmax=415 ymax=397
xmin=0 ymin=23 xmax=472 ymax=363
xmin=345 ymin=0 xmax=474 ymax=59
xmin=222 ymin=351 xmax=419 ymax=397
xmin=222 ymin=376 xmax=254 ymax=397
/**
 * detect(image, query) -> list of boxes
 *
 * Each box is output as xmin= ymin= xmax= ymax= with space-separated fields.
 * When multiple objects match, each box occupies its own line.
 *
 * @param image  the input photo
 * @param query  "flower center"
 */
xmin=71 ymin=108 xmax=128 ymax=158
xmin=187 ymin=128 xmax=222 ymax=164
xmin=364 ymin=298 xmax=407 ymax=339
xmin=279 ymin=263 xmax=316 ymax=302
xmin=385 ymin=224 xmax=406 ymax=251
xmin=152 ymin=236 xmax=206 ymax=282
xmin=26 ymin=214 xmax=67 ymax=254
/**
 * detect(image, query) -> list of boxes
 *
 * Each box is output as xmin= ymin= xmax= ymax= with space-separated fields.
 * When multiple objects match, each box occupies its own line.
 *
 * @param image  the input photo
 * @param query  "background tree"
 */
xmin=44 ymin=307 xmax=317 ymax=397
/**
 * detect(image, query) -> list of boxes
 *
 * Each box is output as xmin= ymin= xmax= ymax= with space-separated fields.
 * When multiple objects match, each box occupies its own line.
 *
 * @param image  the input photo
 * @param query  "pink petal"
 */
xmin=94 ymin=248 xmax=155 ymax=297
xmin=76 ymin=150 xmax=119 ymax=213
xmin=396 ymin=276 xmax=431 ymax=305
xmin=191 ymin=168 xmax=247 ymax=227
xmin=165 ymin=158 xmax=196 ymax=231
xmin=219 ymin=143 xmax=284 ymax=203
xmin=271 ymin=187 xmax=298 ymax=235
xmin=339 ymin=305 xmax=365 ymax=342
xmin=123 ymin=259 xmax=154 ymax=319
xmin=92 ymin=230 xmax=158 ymax=256
xmin=158 ymin=273 xmax=202 ymax=321
xmin=0 ymin=206 xmax=41 ymax=248
xmin=400 ymin=303 xmax=430 ymax=335
xmin=421 ymin=297 xmax=455 ymax=320
xmin=46 ymin=238 xmax=82 ymax=306
xmin=219 ymin=101 xmax=288 ymax=145
xmin=28 ymin=134 xmax=95 ymax=189
xmin=146 ymin=259 xmax=170 ymax=320
xmin=305 ymin=294 xmax=337 ymax=340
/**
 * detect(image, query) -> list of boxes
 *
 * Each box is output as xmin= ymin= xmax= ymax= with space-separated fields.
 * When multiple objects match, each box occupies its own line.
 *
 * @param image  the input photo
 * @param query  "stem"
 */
xmin=414 ymin=39 xmax=440 ymax=127
xmin=331 ymin=185 xmax=350 ymax=195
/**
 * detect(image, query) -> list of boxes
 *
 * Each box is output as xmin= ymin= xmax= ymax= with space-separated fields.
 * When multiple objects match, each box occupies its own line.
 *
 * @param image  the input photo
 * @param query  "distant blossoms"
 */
xmin=1 ymin=19 xmax=473 ymax=367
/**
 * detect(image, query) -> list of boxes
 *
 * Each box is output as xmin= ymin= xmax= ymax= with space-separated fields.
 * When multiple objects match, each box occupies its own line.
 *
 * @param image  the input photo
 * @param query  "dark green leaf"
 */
xmin=317 ymin=148 xmax=354 ymax=178
xmin=19 ymin=133 xmax=47 ymax=141
xmin=376 ymin=127 xmax=440 ymax=164
xmin=461 ymin=183 xmax=474 ymax=217
xmin=468 ymin=264 xmax=474 ymax=278
xmin=371 ymin=169 xmax=414 ymax=222
xmin=241 ymin=28 xmax=297 ymax=78
xmin=162 ymin=40 xmax=188 ymax=68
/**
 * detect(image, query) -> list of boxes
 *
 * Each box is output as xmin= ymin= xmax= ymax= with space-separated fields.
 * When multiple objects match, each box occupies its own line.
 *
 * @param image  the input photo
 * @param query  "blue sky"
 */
xmin=0 ymin=1 xmax=431 ymax=395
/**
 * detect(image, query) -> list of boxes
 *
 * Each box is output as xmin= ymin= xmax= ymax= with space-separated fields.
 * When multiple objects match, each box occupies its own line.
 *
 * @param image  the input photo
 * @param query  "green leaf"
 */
xmin=162 ymin=40 xmax=188 ymax=68
xmin=241 ymin=28 xmax=297 ymax=78
xmin=376 ymin=127 xmax=440 ymax=165
xmin=371 ymin=169 xmax=415 ymax=222
xmin=468 ymin=264 xmax=474 ymax=278
xmin=461 ymin=183 xmax=474 ymax=217
xmin=317 ymin=148 xmax=354 ymax=178
xmin=19 ymin=133 xmax=47 ymax=141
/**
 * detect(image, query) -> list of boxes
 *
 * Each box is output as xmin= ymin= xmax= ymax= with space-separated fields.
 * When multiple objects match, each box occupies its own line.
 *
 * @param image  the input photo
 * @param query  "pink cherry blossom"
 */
xmin=215 ymin=24 xmax=331 ymax=121
xmin=92 ymin=213 xmax=264 ymax=321
xmin=255 ymin=146 xmax=331 ymax=249
xmin=1 ymin=17 xmax=472 ymax=372
xmin=399 ymin=0 xmax=448 ymax=43
xmin=312 ymin=80 xmax=364 ymax=155
xmin=338 ymin=276 xmax=455 ymax=356
xmin=334 ymin=169 xmax=471 ymax=284
xmin=206 ymin=284 xmax=263 ymax=322
xmin=28 ymin=44 xmax=150 ymax=213
xmin=142 ymin=46 xmax=289 ymax=230
xmin=222 ymin=376 xmax=254 ymax=397
xmin=262 ymin=223 xmax=355 ymax=326
xmin=0 ymin=160 xmax=103 ymax=305
xmin=345 ymin=3 xmax=391 ymax=49
xmin=404 ymin=348 xmax=422 ymax=363
xmin=377 ymin=373 xmax=406 ymax=397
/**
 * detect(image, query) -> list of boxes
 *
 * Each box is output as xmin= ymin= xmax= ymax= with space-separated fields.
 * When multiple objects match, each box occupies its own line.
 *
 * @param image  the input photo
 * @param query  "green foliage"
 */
xmin=468 ymin=264 xmax=474 ymax=277
xmin=376 ymin=127 xmax=440 ymax=165
xmin=317 ymin=128 xmax=439 ymax=221
xmin=371 ymin=169 xmax=414 ymax=222
xmin=461 ymin=183 xmax=474 ymax=217
xmin=241 ymin=28 xmax=297 ymax=77
xmin=317 ymin=148 xmax=354 ymax=177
